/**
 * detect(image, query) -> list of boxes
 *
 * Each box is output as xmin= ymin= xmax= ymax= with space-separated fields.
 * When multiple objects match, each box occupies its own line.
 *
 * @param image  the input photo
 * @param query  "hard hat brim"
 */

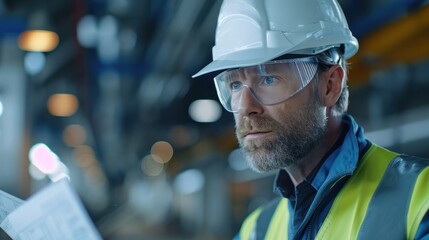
xmin=192 ymin=48 xmax=285 ymax=78
xmin=193 ymin=33 xmax=358 ymax=78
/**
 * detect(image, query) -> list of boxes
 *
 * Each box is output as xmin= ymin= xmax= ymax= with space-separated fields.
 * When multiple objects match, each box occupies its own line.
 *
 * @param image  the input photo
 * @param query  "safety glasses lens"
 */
xmin=214 ymin=57 xmax=318 ymax=112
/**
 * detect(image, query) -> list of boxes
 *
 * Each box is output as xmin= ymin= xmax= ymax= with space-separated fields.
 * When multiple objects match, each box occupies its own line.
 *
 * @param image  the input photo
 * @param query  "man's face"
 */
xmin=234 ymin=79 xmax=327 ymax=173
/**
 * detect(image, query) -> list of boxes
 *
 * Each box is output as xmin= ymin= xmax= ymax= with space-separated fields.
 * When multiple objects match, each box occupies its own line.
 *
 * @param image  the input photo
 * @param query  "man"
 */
xmin=193 ymin=0 xmax=429 ymax=239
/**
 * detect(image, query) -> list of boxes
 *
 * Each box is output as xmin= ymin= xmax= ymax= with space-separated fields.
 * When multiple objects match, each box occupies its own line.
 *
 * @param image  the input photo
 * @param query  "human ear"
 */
xmin=320 ymin=65 xmax=344 ymax=108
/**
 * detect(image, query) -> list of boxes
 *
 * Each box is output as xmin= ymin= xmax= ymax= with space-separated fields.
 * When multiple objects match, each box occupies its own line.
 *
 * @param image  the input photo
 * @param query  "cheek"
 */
xmin=264 ymin=101 xmax=298 ymax=121
xmin=270 ymin=85 xmax=316 ymax=114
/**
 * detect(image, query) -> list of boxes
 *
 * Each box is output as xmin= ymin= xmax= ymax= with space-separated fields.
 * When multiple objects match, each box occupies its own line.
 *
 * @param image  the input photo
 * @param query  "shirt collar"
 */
xmin=273 ymin=114 xmax=369 ymax=197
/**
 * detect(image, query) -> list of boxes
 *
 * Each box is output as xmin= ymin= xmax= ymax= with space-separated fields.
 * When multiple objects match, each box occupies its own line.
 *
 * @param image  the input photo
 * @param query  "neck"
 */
xmin=285 ymin=111 xmax=344 ymax=186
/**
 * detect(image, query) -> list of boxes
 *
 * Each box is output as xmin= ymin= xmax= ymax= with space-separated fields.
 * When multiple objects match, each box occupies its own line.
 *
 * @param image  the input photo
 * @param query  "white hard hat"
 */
xmin=193 ymin=0 xmax=359 ymax=78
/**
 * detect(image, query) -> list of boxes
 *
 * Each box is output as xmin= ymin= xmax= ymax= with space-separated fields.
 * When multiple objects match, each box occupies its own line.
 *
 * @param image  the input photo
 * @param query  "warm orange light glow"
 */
xmin=47 ymin=93 xmax=79 ymax=117
xmin=73 ymin=145 xmax=97 ymax=168
xmin=63 ymin=124 xmax=87 ymax=147
xmin=150 ymin=141 xmax=174 ymax=163
xmin=18 ymin=30 xmax=59 ymax=52
xmin=85 ymin=165 xmax=107 ymax=185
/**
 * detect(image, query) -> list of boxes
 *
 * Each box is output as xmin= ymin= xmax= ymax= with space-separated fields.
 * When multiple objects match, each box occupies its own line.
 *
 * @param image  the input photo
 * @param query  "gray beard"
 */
xmin=236 ymin=97 xmax=327 ymax=173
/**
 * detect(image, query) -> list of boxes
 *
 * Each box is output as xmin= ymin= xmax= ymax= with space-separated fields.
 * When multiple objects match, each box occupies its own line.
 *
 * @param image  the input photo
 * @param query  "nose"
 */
xmin=234 ymin=86 xmax=263 ymax=116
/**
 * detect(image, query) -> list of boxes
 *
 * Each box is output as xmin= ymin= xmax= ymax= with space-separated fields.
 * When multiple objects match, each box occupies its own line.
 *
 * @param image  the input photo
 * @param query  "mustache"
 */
xmin=236 ymin=116 xmax=276 ymax=138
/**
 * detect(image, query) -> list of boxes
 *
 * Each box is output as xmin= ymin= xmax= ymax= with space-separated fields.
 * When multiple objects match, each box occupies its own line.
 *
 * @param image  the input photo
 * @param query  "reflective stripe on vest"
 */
xmin=357 ymin=155 xmax=429 ymax=239
xmin=238 ymin=144 xmax=429 ymax=239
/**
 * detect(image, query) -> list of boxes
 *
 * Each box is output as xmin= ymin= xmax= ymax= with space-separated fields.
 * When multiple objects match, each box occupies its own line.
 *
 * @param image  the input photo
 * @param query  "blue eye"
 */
xmin=229 ymin=82 xmax=242 ymax=91
xmin=262 ymin=76 xmax=277 ymax=85
xmin=229 ymin=81 xmax=242 ymax=91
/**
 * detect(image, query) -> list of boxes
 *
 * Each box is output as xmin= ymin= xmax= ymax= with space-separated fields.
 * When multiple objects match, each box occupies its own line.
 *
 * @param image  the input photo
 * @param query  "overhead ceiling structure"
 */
xmin=348 ymin=2 xmax=429 ymax=85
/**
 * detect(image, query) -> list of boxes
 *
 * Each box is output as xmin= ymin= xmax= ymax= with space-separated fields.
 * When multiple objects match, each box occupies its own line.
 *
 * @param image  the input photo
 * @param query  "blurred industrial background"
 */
xmin=0 ymin=0 xmax=429 ymax=239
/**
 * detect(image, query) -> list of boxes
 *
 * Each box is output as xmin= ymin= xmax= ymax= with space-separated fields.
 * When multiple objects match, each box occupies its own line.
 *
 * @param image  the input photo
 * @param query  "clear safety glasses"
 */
xmin=214 ymin=57 xmax=319 ymax=112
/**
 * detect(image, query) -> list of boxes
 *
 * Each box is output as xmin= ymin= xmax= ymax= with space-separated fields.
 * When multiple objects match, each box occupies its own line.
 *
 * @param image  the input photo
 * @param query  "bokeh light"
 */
xmin=47 ymin=93 xmax=79 ymax=117
xmin=228 ymin=148 xmax=249 ymax=171
xmin=77 ymin=15 xmax=98 ymax=48
xmin=150 ymin=141 xmax=174 ymax=163
xmin=141 ymin=155 xmax=164 ymax=177
xmin=28 ymin=143 xmax=60 ymax=174
xmin=24 ymin=51 xmax=46 ymax=75
xmin=18 ymin=30 xmax=59 ymax=52
xmin=173 ymin=169 xmax=205 ymax=194
xmin=85 ymin=165 xmax=107 ymax=186
xmin=98 ymin=15 xmax=119 ymax=62
xmin=188 ymin=99 xmax=222 ymax=123
xmin=73 ymin=145 xmax=97 ymax=169
xmin=63 ymin=124 xmax=87 ymax=147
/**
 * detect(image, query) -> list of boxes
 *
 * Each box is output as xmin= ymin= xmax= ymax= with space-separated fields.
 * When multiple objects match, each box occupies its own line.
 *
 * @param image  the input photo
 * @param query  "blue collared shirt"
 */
xmin=272 ymin=114 xmax=429 ymax=239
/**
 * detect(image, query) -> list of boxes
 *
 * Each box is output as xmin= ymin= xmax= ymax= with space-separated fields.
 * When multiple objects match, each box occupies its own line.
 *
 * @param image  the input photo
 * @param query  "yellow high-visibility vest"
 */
xmin=238 ymin=144 xmax=429 ymax=239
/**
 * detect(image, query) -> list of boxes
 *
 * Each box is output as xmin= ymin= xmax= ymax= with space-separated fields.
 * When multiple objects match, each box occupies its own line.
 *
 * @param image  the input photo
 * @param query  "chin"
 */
xmin=249 ymin=162 xmax=277 ymax=173
xmin=245 ymin=153 xmax=278 ymax=173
